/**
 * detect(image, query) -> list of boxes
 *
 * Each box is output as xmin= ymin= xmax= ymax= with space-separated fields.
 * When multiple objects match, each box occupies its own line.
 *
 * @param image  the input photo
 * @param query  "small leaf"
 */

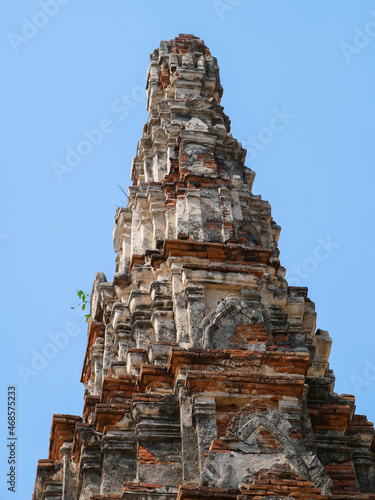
xmin=85 ymin=314 xmax=90 ymax=323
xmin=82 ymin=294 xmax=86 ymax=302
xmin=82 ymin=303 xmax=86 ymax=310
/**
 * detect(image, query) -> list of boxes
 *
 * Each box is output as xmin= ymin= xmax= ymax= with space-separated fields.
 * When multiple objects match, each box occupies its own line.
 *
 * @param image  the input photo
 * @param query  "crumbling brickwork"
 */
xmin=33 ymin=35 xmax=375 ymax=500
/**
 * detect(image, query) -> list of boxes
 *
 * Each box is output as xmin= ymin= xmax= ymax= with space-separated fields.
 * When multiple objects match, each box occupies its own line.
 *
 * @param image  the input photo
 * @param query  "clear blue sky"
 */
xmin=1 ymin=1 xmax=375 ymax=497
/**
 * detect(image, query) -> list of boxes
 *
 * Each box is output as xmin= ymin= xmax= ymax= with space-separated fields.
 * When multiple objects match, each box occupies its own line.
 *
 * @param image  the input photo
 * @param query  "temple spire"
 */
xmin=33 ymin=36 xmax=375 ymax=500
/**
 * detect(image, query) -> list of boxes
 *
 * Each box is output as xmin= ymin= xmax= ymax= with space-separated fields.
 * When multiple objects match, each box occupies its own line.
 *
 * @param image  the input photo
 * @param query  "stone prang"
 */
xmin=33 ymin=35 xmax=375 ymax=500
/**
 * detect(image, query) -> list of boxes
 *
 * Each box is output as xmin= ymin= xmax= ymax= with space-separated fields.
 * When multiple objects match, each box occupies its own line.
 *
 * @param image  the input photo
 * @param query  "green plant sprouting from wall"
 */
xmin=71 ymin=290 xmax=91 ymax=322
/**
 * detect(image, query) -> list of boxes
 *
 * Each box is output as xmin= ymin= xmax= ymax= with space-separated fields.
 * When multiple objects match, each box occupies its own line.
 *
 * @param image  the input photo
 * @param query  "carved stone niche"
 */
xmin=90 ymin=272 xmax=107 ymax=321
xmin=200 ymin=296 xmax=271 ymax=350
xmin=201 ymin=401 xmax=333 ymax=494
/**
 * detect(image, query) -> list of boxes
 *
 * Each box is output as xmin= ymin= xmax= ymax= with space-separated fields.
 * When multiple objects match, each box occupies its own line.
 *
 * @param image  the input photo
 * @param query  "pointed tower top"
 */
xmin=133 ymin=35 xmax=251 ymax=196
xmin=146 ymin=35 xmax=223 ymax=110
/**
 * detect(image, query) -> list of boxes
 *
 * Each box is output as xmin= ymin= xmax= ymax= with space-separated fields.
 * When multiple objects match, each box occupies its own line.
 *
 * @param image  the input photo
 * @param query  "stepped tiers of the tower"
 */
xmin=33 ymin=35 xmax=375 ymax=500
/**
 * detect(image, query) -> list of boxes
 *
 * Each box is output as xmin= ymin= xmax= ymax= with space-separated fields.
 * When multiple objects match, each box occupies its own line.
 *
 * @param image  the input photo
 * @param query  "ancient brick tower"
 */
xmin=33 ymin=35 xmax=375 ymax=500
